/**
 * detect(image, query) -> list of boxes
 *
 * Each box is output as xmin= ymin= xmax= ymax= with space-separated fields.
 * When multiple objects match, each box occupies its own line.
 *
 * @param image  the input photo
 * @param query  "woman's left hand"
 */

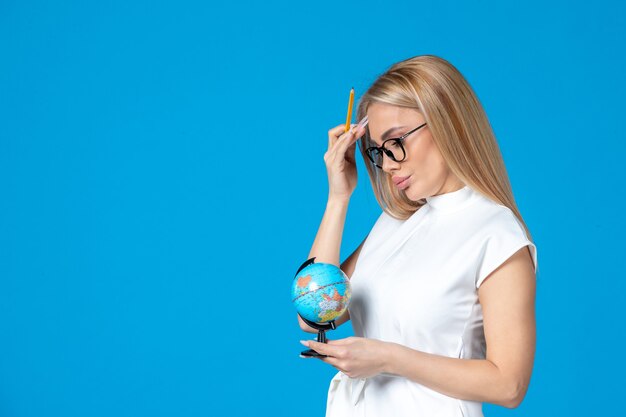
xmin=300 ymin=337 xmax=392 ymax=379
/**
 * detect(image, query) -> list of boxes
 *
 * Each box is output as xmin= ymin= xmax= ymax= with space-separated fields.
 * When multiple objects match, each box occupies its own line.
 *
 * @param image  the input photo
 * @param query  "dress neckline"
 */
xmin=425 ymin=184 xmax=476 ymax=213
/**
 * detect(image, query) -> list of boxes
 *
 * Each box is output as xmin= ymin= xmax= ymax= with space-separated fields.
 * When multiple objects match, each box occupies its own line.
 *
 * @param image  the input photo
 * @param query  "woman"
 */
xmin=297 ymin=54 xmax=538 ymax=417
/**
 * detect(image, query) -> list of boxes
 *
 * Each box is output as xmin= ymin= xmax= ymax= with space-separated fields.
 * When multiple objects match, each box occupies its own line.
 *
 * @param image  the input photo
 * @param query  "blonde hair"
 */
xmin=356 ymin=54 xmax=534 ymax=242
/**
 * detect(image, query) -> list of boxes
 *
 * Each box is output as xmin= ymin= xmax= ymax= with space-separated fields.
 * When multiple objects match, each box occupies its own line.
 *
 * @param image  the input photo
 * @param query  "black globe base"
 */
xmin=300 ymin=349 xmax=327 ymax=358
xmin=298 ymin=316 xmax=336 ymax=358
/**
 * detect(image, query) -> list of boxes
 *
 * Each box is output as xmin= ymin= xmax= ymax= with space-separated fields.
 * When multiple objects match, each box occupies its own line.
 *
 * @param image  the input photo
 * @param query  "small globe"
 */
xmin=291 ymin=262 xmax=351 ymax=324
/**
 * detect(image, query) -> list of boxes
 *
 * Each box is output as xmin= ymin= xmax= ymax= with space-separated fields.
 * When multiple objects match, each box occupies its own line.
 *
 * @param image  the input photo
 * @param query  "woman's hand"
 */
xmin=300 ymin=336 xmax=391 ymax=379
xmin=325 ymin=119 xmax=368 ymax=202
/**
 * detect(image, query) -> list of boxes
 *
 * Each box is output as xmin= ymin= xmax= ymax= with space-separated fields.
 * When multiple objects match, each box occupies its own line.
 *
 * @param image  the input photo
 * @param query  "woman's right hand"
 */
xmin=324 ymin=119 xmax=368 ymax=201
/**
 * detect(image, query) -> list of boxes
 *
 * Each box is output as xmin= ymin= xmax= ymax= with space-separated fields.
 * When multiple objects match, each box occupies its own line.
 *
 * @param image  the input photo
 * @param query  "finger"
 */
xmin=334 ymin=125 xmax=363 ymax=156
xmin=328 ymin=124 xmax=357 ymax=149
xmin=330 ymin=124 xmax=360 ymax=153
xmin=350 ymin=124 xmax=367 ymax=142
xmin=319 ymin=355 xmax=344 ymax=371
xmin=301 ymin=340 xmax=338 ymax=357
xmin=328 ymin=124 xmax=347 ymax=148
xmin=326 ymin=133 xmax=356 ymax=167
xmin=347 ymin=129 xmax=364 ymax=161
xmin=326 ymin=338 xmax=349 ymax=346
xmin=343 ymin=115 xmax=368 ymax=146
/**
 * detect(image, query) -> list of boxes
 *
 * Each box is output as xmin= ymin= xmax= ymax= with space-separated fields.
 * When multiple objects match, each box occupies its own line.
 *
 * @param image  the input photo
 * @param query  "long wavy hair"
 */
xmin=356 ymin=54 xmax=533 ymax=242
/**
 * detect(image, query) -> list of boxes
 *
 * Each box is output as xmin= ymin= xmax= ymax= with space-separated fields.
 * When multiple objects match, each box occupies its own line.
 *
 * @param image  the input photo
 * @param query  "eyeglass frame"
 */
xmin=364 ymin=122 xmax=428 ymax=169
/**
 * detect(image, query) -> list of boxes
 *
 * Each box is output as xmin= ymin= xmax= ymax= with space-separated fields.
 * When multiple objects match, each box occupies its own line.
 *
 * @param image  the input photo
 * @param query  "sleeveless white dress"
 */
xmin=325 ymin=185 xmax=538 ymax=417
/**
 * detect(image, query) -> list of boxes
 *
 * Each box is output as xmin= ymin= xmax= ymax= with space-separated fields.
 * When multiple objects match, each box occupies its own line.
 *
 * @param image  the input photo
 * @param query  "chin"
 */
xmin=402 ymin=188 xmax=420 ymax=202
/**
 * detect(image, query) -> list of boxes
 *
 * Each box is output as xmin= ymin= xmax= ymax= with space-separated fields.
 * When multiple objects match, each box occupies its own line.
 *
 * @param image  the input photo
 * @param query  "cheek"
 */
xmin=410 ymin=136 xmax=439 ymax=168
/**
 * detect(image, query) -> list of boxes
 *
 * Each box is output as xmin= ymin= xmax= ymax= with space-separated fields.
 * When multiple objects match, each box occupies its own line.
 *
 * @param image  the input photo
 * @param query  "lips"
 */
xmin=392 ymin=175 xmax=410 ymax=186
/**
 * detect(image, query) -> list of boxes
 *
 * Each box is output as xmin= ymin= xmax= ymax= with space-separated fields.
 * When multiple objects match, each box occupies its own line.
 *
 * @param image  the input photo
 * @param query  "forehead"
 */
xmin=367 ymin=103 xmax=424 ymax=145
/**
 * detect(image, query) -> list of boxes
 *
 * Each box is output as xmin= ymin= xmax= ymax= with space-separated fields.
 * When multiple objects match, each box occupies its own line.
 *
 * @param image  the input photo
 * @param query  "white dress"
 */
xmin=325 ymin=185 xmax=538 ymax=417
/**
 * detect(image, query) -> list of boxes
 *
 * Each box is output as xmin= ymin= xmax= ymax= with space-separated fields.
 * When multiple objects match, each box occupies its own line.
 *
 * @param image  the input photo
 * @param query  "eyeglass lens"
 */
xmin=368 ymin=140 xmax=405 ymax=167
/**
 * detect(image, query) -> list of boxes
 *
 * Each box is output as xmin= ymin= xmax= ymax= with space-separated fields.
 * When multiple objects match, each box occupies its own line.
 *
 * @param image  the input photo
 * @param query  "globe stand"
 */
xmin=299 ymin=315 xmax=336 ymax=358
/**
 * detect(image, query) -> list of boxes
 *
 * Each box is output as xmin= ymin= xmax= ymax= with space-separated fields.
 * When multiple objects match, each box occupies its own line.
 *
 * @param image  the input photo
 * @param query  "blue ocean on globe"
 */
xmin=291 ymin=262 xmax=351 ymax=323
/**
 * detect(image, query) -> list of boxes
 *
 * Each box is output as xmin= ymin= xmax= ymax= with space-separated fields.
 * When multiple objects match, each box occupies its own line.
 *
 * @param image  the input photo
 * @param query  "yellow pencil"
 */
xmin=344 ymin=87 xmax=355 ymax=132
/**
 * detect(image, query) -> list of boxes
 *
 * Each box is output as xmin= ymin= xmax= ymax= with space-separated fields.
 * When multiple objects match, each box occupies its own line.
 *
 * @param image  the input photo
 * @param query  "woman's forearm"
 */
xmin=307 ymin=197 xmax=350 ymax=266
xmin=383 ymin=342 xmax=520 ymax=408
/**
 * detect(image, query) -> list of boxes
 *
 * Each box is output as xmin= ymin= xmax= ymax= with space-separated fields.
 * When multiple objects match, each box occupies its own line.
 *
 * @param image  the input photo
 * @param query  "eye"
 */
xmin=389 ymin=140 xmax=403 ymax=149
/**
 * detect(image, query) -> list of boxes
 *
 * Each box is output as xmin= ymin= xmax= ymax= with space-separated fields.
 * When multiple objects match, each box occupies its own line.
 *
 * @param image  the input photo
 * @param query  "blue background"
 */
xmin=1 ymin=1 xmax=624 ymax=416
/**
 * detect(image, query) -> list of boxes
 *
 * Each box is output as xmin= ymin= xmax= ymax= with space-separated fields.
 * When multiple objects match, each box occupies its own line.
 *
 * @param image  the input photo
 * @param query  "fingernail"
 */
xmin=357 ymin=115 xmax=369 ymax=128
xmin=300 ymin=340 xmax=310 ymax=346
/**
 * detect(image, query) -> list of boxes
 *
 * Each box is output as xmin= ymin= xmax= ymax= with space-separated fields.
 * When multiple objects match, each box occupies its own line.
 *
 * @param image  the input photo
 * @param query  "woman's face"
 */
xmin=366 ymin=102 xmax=465 ymax=201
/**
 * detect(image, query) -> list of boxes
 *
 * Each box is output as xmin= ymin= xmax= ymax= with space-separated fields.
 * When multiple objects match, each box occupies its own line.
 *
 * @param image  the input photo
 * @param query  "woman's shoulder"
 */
xmin=468 ymin=190 xmax=523 ymax=228
xmin=464 ymin=192 xmax=531 ymax=251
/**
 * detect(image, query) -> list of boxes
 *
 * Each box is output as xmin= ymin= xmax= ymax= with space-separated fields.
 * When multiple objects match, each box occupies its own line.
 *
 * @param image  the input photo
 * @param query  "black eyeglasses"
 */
xmin=364 ymin=122 xmax=428 ymax=169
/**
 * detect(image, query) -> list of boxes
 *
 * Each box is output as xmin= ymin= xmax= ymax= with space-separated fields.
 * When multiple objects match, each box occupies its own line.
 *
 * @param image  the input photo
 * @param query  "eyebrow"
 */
xmin=372 ymin=126 xmax=407 ymax=145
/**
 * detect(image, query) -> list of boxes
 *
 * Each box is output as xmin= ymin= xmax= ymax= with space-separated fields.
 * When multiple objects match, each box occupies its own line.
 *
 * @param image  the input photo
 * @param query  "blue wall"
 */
xmin=1 ymin=1 xmax=624 ymax=416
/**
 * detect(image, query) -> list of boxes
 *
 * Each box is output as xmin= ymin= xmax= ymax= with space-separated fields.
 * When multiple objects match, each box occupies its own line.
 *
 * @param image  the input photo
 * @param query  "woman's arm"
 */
xmin=297 ymin=122 xmax=367 ymax=333
xmin=307 ymin=198 xmax=350 ymax=266
xmin=384 ymin=246 xmax=536 ymax=408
